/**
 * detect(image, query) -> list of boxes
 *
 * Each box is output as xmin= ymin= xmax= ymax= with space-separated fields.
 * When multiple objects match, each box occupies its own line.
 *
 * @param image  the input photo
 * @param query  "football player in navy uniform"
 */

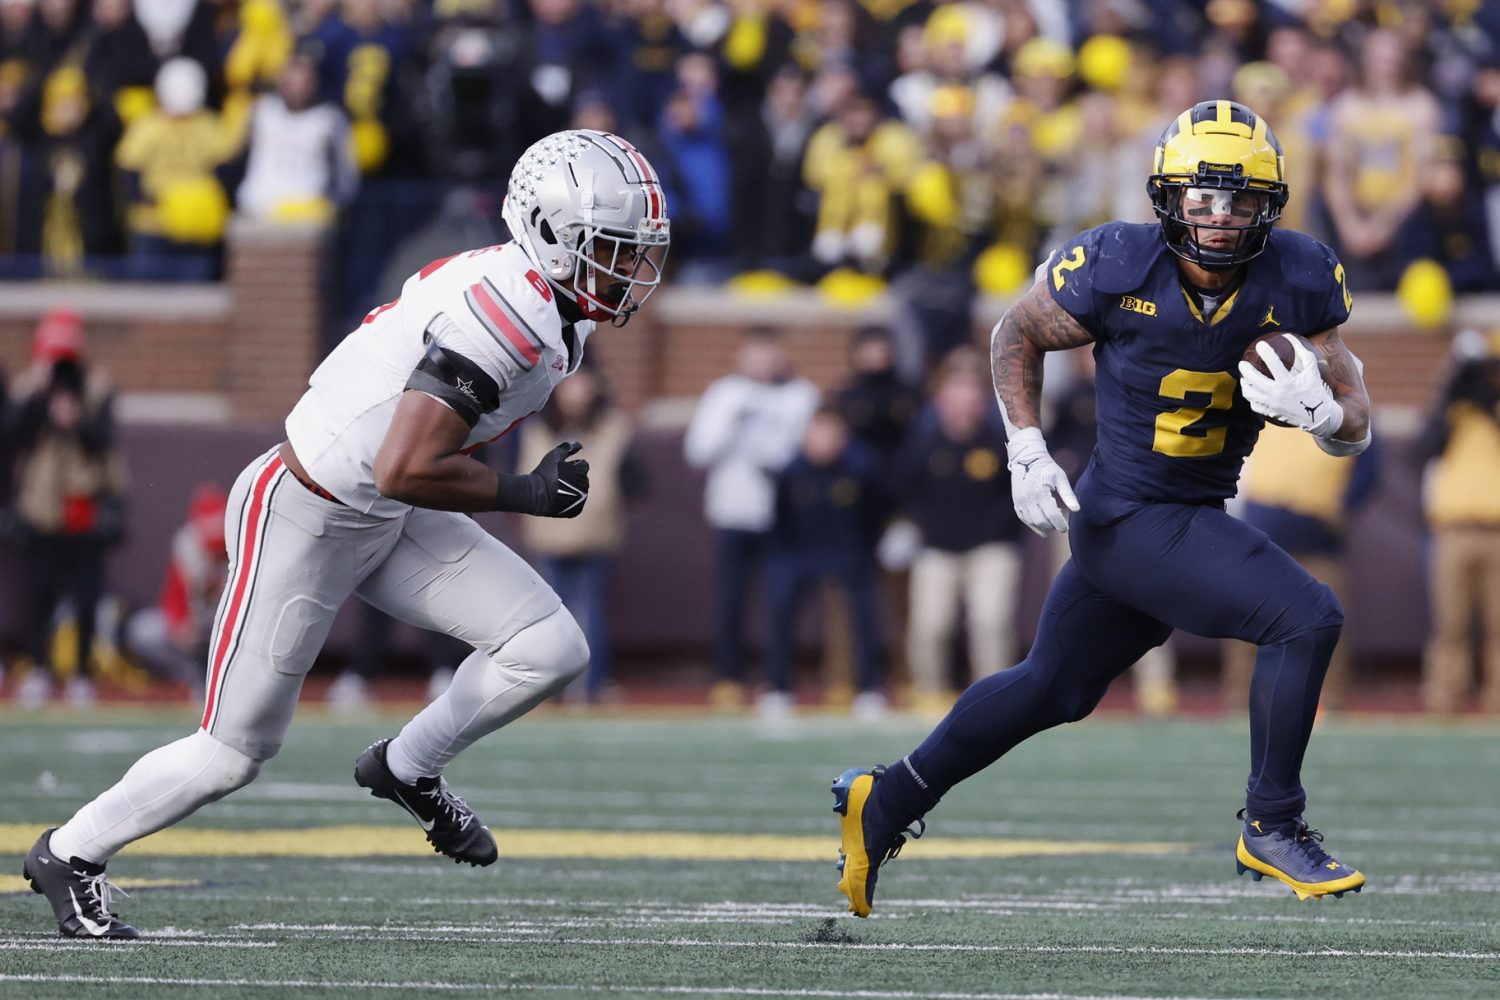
xmin=831 ymin=101 xmax=1372 ymax=915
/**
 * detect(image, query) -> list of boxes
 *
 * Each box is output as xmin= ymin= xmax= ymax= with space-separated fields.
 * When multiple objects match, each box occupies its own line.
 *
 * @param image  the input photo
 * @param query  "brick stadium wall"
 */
xmin=0 ymin=229 xmax=1485 ymax=422
xmin=0 ymin=220 xmax=326 ymax=422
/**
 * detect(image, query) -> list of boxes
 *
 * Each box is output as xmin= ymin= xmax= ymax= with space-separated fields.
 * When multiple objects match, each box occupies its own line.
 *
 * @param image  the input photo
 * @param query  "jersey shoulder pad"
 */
xmin=1044 ymin=222 xmax=1164 ymax=327
xmin=1085 ymin=222 xmax=1169 ymax=295
xmin=1267 ymin=230 xmax=1342 ymax=293
xmin=460 ymin=249 xmax=563 ymax=373
xmin=1266 ymin=229 xmax=1352 ymax=328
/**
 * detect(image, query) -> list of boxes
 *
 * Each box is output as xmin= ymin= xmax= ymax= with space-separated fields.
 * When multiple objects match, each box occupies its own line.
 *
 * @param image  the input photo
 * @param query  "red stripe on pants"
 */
xmin=201 ymin=456 xmax=283 ymax=729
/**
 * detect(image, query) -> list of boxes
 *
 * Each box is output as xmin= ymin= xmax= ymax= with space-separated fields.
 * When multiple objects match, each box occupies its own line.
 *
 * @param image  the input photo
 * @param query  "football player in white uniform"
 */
xmin=23 ymin=130 xmax=671 ymax=938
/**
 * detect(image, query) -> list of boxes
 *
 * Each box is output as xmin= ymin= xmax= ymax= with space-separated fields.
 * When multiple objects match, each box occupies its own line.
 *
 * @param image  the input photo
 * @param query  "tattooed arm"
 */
xmin=1305 ymin=327 xmax=1371 ymax=444
xmin=989 ymin=280 xmax=1094 ymax=534
xmin=988 ymin=279 xmax=1095 ymax=433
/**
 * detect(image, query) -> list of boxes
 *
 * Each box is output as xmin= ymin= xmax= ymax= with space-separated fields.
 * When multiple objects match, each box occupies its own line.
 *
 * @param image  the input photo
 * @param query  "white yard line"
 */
xmin=222 ymin=926 xmax=1500 ymax=961
xmin=0 ymin=975 xmax=1265 ymax=999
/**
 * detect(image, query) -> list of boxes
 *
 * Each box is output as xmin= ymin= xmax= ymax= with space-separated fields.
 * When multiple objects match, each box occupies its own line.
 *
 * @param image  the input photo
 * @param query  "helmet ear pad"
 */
xmin=528 ymin=206 xmax=580 ymax=282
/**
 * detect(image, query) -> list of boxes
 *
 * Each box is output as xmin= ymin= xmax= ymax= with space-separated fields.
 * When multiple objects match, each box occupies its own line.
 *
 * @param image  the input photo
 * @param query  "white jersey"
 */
xmin=286 ymin=241 xmax=594 ymax=516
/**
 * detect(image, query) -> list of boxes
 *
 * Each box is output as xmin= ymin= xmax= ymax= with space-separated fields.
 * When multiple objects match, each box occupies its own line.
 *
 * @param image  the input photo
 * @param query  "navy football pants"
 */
xmin=894 ymin=500 xmax=1341 ymax=825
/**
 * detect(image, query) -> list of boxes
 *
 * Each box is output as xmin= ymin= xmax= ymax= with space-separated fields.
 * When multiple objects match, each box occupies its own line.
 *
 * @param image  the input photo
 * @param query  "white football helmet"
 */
xmin=502 ymin=130 xmax=671 ymax=326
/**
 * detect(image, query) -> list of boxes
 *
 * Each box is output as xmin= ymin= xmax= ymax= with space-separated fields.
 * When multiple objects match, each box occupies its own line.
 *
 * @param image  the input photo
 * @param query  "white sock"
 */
xmin=385 ymin=611 xmax=586 ymax=783
xmin=48 ymin=729 xmax=261 ymax=865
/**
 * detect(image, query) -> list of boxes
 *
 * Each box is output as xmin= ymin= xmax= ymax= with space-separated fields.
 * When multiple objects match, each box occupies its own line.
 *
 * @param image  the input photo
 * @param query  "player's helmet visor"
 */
xmin=1147 ymin=100 xmax=1288 ymax=271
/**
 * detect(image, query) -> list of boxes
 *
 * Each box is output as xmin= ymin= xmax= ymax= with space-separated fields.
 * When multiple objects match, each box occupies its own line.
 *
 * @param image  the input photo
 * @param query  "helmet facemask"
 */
xmin=1150 ymin=170 xmax=1286 ymax=271
xmin=563 ymin=220 xmax=671 ymax=327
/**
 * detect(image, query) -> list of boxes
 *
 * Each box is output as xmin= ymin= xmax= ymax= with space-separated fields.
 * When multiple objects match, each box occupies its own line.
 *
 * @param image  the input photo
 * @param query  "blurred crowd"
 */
xmin=0 ymin=0 xmax=1498 ymax=299
xmin=1 ymin=310 xmax=1499 ymax=717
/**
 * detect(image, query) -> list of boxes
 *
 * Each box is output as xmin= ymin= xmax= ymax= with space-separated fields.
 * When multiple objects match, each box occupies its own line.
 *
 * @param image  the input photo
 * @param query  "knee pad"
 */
xmin=495 ymin=606 xmax=588 ymax=692
xmin=185 ymin=728 xmax=262 ymax=800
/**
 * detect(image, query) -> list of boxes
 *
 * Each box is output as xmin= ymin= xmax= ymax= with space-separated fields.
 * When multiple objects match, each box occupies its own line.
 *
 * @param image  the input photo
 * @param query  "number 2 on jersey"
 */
xmin=1152 ymin=369 xmax=1236 ymax=458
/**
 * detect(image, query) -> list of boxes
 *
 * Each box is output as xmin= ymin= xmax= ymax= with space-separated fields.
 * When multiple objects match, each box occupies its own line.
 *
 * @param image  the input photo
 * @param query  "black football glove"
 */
xmin=529 ymin=441 xmax=590 ymax=518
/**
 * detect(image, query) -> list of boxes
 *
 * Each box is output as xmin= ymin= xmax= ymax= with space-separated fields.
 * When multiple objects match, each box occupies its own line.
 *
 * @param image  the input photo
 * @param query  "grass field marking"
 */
xmin=0 ymin=937 xmax=276 ymax=950
xmin=0 ymin=874 xmax=205 ymax=895
xmin=211 ymin=924 xmax=1500 ymax=962
xmin=0 ymin=823 xmax=1186 ymax=862
xmin=0 ymin=975 xmax=1263 ymax=999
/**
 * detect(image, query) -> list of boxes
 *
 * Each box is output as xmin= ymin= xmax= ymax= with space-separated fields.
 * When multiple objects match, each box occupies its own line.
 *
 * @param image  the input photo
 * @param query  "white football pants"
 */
xmin=49 ymin=446 xmax=587 ymax=864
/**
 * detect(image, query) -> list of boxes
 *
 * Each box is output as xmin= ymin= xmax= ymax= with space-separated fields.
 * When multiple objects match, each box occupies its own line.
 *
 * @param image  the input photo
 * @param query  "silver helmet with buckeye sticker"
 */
xmin=502 ymin=130 xmax=671 ymax=326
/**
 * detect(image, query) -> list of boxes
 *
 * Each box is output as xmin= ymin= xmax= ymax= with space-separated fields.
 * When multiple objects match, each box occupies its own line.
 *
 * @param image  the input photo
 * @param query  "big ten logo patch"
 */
xmin=1120 ymin=295 xmax=1157 ymax=317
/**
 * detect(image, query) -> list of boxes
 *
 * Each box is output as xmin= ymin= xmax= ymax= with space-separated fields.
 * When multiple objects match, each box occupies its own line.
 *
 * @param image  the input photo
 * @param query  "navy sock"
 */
xmin=872 ymin=756 xmax=940 ymax=831
xmin=1244 ymin=624 xmax=1340 ymax=823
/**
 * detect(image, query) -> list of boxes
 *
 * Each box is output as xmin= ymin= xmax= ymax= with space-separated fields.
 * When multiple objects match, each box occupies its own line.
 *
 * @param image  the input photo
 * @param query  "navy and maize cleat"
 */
xmin=1235 ymin=810 xmax=1365 ymax=901
xmin=831 ymin=765 xmax=924 ymax=917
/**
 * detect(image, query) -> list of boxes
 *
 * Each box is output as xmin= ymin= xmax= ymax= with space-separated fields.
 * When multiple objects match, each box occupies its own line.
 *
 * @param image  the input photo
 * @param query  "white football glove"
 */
xmin=1006 ymin=427 xmax=1080 ymax=535
xmin=1236 ymin=335 xmax=1344 ymax=438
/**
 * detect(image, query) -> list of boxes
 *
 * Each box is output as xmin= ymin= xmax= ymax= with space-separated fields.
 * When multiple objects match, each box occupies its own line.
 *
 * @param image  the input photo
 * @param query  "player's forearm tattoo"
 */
xmin=990 ymin=287 xmax=1093 ymax=430
xmin=1313 ymin=330 xmax=1371 ymax=440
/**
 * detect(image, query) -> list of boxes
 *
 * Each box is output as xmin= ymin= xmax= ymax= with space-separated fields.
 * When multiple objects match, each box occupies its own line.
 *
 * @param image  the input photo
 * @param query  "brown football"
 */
xmin=1242 ymin=331 xmax=1310 ymax=377
xmin=1241 ymin=332 xmax=1332 ymax=427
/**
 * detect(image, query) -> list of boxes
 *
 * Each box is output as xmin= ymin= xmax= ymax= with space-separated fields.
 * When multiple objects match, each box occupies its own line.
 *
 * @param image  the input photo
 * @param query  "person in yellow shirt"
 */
xmin=802 ymin=89 xmax=918 ymax=274
xmin=1415 ymin=329 xmax=1500 ymax=714
xmin=1222 ymin=424 xmax=1380 ymax=713
xmin=115 ymin=58 xmax=242 ymax=281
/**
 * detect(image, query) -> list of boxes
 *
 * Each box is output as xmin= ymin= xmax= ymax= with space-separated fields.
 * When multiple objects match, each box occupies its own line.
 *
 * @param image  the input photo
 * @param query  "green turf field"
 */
xmin=0 ymin=706 xmax=1495 ymax=999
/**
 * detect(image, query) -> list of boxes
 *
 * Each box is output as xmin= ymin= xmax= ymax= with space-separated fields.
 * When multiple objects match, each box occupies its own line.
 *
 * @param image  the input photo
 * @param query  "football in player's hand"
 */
xmin=1242 ymin=332 xmax=1308 ymax=377
xmin=1241 ymin=332 xmax=1331 ymax=427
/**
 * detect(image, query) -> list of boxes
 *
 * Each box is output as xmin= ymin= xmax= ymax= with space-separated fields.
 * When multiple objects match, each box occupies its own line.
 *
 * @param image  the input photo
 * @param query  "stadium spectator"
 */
xmin=4 ymin=61 xmax=123 ymax=275
xmin=114 ymin=57 xmax=239 ymax=281
xmin=419 ymin=4 xmax=525 ymax=181
xmin=764 ymin=402 xmax=887 ymax=719
xmin=83 ymin=0 xmax=164 ymax=114
xmin=648 ymin=54 xmax=731 ymax=271
xmin=519 ymin=366 xmax=644 ymax=703
xmin=724 ymin=62 xmax=816 ymax=276
xmin=834 ymin=325 xmax=923 ymax=463
xmin=891 ymin=348 xmax=1021 ymax=714
xmin=1221 ymin=424 xmax=1380 ymax=714
xmin=895 ymin=84 xmax=991 ymax=369
xmin=1470 ymin=60 xmax=1500 ymax=271
xmin=236 ymin=49 xmax=359 ymax=225
xmin=684 ymin=326 xmax=818 ymax=711
xmin=1322 ymin=27 xmax=1441 ymax=290
xmin=305 ymin=0 xmax=418 ymax=176
xmin=22 ymin=0 xmax=84 ymax=78
xmin=887 ymin=7 xmax=1009 ymax=139
xmin=1415 ymin=328 xmax=1500 ymax=715
xmin=123 ymin=482 xmax=226 ymax=696
xmin=803 ymin=88 xmax=918 ymax=275
xmin=512 ymin=0 xmax=617 ymax=150
xmin=1389 ymin=135 xmax=1498 ymax=294
xmin=6 ymin=309 xmax=126 ymax=708
xmin=615 ymin=0 xmax=689 ymax=133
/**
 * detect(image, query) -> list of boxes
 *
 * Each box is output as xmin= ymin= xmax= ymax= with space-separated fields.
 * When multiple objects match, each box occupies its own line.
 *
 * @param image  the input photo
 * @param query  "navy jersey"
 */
xmin=1046 ymin=222 xmax=1352 ymax=517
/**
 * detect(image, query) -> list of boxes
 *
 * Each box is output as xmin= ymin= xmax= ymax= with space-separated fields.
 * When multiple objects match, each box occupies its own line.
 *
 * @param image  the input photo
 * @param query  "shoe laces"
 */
xmin=882 ymin=819 xmax=926 ymax=866
xmin=75 ymin=867 xmax=128 ymax=919
xmin=420 ymin=779 xmax=474 ymax=831
xmin=1287 ymin=822 xmax=1335 ymax=868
